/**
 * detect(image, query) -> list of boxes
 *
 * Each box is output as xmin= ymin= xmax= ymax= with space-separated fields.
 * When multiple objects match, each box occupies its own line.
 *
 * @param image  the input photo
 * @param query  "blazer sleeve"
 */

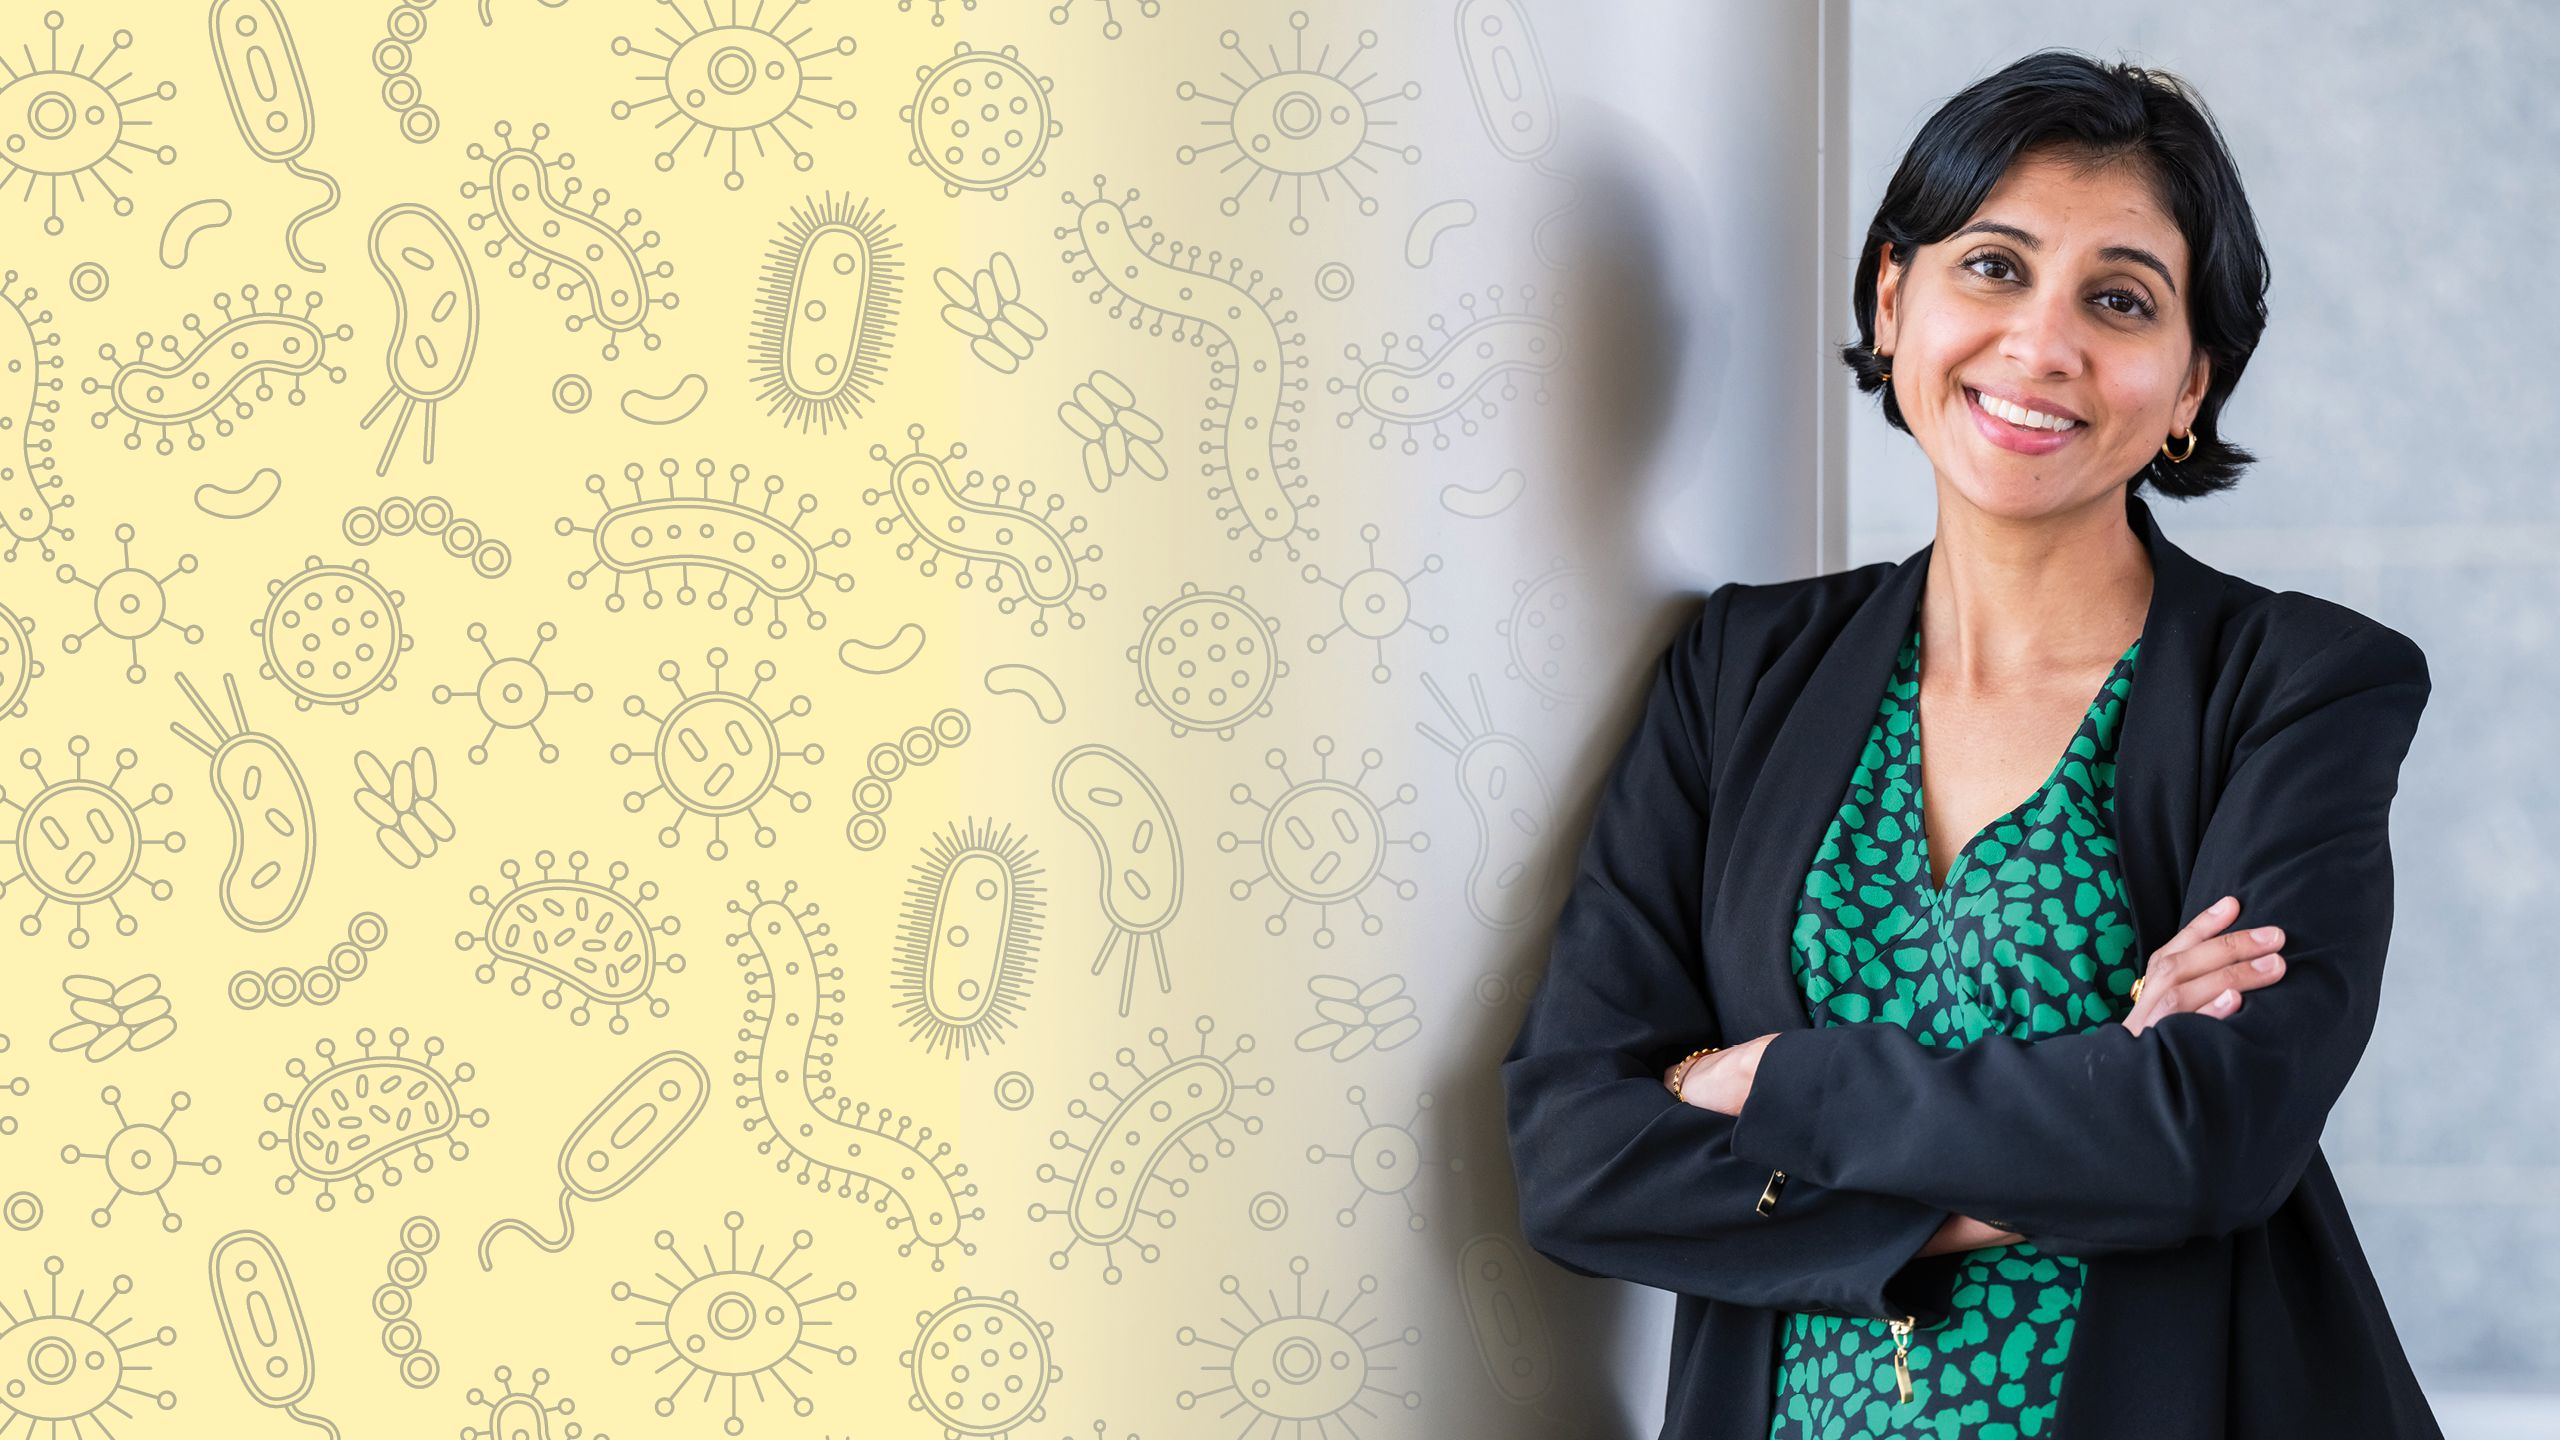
xmin=1503 ymin=581 xmax=1972 ymax=1323
xmin=1728 ymin=620 xmax=2432 ymax=1257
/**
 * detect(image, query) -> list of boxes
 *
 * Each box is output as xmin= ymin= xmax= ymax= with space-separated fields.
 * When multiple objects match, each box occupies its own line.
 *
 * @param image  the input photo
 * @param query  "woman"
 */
xmin=1501 ymin=49 xmax=2441 ymax=1440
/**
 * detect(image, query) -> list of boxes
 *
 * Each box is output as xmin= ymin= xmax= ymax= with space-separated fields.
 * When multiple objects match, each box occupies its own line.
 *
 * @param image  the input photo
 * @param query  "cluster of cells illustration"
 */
xmin=454 ymin=849 xmax=686 ymax=1032
xmin=345 ymin=493 xmax=512 ymax=579
xmin=228 ymin=910 xmax=390 ymax=1010
xmin=50 ymin=971 xmax=177 ymax=1059
xmin=371 ymin=1215 xmax=444 ymax=1388
xmin=845 ymin=706 xmax=971 ymax=852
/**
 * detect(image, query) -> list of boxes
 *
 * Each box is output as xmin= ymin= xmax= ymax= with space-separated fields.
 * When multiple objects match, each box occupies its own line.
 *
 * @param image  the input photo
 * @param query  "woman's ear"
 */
xmin=1874 ymin=242 xmax=1903 ymax=354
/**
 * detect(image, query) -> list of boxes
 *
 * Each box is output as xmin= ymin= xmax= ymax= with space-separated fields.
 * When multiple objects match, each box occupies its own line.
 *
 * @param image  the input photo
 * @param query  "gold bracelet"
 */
xmin=1665 ymin=1044 xmax=1723 ymax=1097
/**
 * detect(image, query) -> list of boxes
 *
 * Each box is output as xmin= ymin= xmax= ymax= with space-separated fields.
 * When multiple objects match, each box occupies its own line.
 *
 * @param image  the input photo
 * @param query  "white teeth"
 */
xmin=1971 ymin=388 xmax=2078 ymax=431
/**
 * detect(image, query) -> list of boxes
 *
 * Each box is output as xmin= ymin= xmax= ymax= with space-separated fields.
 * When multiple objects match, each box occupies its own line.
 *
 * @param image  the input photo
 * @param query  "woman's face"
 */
xmin=1873 ymin=149 xmax=2210 ymax=519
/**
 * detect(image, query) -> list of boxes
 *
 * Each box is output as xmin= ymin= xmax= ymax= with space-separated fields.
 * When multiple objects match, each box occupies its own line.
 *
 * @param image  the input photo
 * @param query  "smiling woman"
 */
xmin=1503 ymin=46 xmax=2445 ymax=1440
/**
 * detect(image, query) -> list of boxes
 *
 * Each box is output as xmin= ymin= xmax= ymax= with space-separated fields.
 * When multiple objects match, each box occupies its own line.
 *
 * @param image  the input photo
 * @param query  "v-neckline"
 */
xmin=1909 ymin=621 xmax=2138 ymax=907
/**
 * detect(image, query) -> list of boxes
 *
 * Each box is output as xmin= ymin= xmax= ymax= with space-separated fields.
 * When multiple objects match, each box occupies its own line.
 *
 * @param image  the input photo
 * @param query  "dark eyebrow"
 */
xmin=1950 ymin=219 xmax=2178 ymax=297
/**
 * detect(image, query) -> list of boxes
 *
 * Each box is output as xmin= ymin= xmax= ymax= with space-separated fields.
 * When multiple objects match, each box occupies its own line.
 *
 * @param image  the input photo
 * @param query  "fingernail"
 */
xmin=2218 ymin=896 xmax=2237 ymax=910
xmin=2253 ymin=955 xmax=2282 ymax=972
xmin=2215 ymin=988 xmax=2238 ymax=1008
xmin=2253 ymin=926 xmax=2281 ymax=942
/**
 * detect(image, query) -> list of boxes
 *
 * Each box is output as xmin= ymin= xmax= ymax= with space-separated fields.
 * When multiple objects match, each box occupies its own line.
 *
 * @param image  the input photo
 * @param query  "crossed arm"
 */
xmin=1503 ymin=585 xmax=2431 ymax=1317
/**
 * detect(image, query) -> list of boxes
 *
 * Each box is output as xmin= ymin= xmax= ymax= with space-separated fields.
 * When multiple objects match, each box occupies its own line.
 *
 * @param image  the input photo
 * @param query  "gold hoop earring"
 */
xmin=2161 ymin=430 xmax=2196 ymax=463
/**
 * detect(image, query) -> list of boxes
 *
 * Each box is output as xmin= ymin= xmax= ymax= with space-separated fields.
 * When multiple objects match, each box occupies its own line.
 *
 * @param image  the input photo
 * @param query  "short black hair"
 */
xmin=1842 ymin=48 xmax=2269 ymax=500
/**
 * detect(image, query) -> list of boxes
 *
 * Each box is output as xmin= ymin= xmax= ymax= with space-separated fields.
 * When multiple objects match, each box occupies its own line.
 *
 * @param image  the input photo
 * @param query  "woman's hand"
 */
xmin=1664 ymin=1041 xmax=2027 ymax=1253
xmin=2122 ymin=894 xmax=2287 ymax=1036
xmin=1662 ymin=1034 xmax=1776 ymax=1116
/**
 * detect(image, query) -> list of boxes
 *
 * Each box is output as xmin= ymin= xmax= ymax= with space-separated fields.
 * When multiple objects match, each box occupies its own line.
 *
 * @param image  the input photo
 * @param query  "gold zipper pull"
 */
xmin=1887 ymin=1315 xmax=1915 ymax=1404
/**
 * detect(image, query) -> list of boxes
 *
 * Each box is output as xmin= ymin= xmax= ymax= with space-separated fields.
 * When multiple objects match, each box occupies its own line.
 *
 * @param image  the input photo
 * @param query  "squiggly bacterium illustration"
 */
xmin=0 ymin=272 xmax=69 ymax=562
xmin=1058 ymin=178 xmax=1313 ymax=560
xmin=85 ymin=286 xmax=352 ymax=455
xmin=462 ymin=122 xmax=677 ymax=359
xmin=731 ymin=878 xmax=981 ymax=1268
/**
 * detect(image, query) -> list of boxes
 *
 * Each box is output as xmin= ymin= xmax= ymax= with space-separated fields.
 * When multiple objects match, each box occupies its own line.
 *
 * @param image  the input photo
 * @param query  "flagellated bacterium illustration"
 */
xmin=1052 ymin=743 xmax=1183 ymax=1016
xmin=170 ymin=669 xmax=315 ymax=933
xmin=479 ymin=1050 xmax=709 ymax=1268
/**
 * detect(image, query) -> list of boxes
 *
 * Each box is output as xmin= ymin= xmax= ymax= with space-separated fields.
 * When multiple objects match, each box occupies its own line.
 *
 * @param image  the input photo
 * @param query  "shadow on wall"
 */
xmin=1425 ymin=101 xmax=1730 ymax=1440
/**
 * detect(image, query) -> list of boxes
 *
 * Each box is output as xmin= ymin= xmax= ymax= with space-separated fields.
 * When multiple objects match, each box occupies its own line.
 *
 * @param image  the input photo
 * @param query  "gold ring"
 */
xmin=2129 ymin=975 xmax=2147 ymax=1004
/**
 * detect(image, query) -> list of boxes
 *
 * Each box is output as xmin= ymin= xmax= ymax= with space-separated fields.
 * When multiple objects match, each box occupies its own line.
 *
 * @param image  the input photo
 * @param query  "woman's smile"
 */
xmin=1963 ymin=383 xmax=2086 ymax=455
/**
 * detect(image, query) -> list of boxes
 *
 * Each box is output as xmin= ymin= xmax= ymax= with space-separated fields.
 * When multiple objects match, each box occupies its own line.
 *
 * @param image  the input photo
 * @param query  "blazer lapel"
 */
xmin=1703 ymin=487 xmax=2226 ymax=1038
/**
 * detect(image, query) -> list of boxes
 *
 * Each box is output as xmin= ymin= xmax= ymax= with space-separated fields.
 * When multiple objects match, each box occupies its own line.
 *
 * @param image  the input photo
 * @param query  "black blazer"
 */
xmin=1502 ymin=488 xmax=2441 ymax=1438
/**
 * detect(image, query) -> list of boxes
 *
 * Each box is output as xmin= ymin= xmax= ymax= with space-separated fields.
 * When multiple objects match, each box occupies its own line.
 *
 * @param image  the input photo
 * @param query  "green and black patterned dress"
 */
xmin=1768 ymin=605 xmax=2144 ymax=1440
